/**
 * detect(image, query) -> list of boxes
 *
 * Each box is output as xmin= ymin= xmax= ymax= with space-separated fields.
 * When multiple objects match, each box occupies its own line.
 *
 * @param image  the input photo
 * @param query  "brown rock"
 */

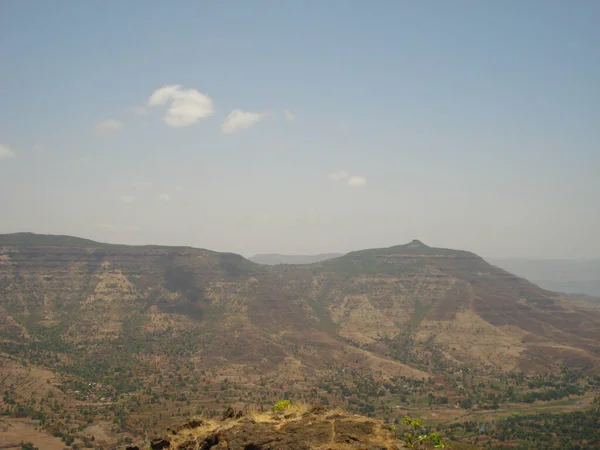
xmin=150 ymin=437 xmax=171 ymax=449
xmin=334 ymin=419 xmax=376 ymax=443
xmin=221 ymin=422 xmax=310 ymax=450
xmin=199 ymin=433 xmax=220 ymax=450
xmin=221 ymin=406 xmax=235 ymax=420
xmin=174 ymin=438 xmax=197 ymax=450
xmin=281 ymin=417 xmax=332 ymax=444
xmin=151 ymin=406 xmax=404 ymax=450
xmin=309 ymin=405 xmax=327 ymax=414
xmin=176 ymin=418 xmax=204 ymax=432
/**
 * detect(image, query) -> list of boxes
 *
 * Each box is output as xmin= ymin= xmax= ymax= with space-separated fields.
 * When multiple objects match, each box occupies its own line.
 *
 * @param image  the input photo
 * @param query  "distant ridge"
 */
xmin=249 ymin=252 xmax=344 ymax=265
xmin=0 ymin=232 xmax=106 ymax=247
xmin=249 ymin=241 xmax=449 ymax=265
xmin=489 ymin=257 xmax=600 ymax=297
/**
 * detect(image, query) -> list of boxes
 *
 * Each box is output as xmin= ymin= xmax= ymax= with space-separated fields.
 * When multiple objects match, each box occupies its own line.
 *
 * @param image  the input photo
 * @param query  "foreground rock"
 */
xmin=129 ymin=406 xmax=406 ymax=449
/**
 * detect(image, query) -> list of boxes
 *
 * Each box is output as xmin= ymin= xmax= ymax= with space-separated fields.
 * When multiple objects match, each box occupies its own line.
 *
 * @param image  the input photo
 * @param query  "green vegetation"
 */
xmin=444 ymin=397 xmax=600 ymax=449
xmin=403 ymin=417 xmax=444 ymax=448
xmin=19 ymin=443 xmax=39 ymax=450
xmin=272 ymin=399 xmax=293 ymax=412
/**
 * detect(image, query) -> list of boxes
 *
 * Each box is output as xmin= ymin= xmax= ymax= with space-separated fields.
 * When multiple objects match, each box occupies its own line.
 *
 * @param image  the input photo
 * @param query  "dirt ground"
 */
xmin=82 ymin=421 xmax=119 ymax=446
xmin=0 ymin=418 xmax=66 ymax=450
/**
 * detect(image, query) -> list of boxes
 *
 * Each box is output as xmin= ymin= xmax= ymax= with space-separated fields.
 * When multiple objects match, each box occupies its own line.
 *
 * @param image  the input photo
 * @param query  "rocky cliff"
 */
xmin=129 ymin=405 xmax=406 ymax=450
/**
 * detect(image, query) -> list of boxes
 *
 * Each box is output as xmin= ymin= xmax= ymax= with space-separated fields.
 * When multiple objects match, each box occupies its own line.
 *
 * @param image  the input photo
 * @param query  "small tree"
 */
xmin=403 ymin=417 xmax=444 ymax=449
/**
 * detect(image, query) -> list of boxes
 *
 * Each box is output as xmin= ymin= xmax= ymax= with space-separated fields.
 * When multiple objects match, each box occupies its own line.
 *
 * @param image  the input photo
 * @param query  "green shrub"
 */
xmin=403 ymin=417 xmax=444 ymax=449
xmin=271 ymin=400 xmax=292 ymax=412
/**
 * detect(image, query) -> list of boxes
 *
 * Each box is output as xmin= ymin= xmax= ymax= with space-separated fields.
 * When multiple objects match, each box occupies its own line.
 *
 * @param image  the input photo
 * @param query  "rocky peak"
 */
xmin=405 ymin=239 xmax=428 ymax=248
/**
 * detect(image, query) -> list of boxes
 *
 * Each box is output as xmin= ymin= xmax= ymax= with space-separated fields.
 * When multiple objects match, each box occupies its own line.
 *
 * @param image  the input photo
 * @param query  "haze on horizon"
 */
xmin=1 ymin=1 xmax=599 ymax=259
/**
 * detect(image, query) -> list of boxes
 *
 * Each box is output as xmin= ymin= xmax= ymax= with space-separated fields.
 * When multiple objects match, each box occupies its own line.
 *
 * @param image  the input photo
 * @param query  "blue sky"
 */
xmin=1 ymin=1 xmax=599 ymax=257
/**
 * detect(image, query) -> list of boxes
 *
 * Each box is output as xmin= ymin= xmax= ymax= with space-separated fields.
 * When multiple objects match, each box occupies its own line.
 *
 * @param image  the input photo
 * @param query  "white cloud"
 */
xmin=174 ymin=185 xmax=185 ymax=192
xmin=329 ymin=170 xmax=349 ymax=181
xmin=119 ymin=195 xmax=135 ymax=203
xmin=158 ymin=193 xmax=171 ymax=201
xmin=348 ymin=176 xmax=367 ymax=187
xmin=147 ymin=84 xmax=214 ymax=127
xmin=221 ymin=109 xmax=264 ymax=134
xmin=93 ymin=119 xmax=123 ymax=134
xmin=283 ymin=109 xmax=296 ymax=121
xmin=0 ymin=144 xmax=17 ymax=159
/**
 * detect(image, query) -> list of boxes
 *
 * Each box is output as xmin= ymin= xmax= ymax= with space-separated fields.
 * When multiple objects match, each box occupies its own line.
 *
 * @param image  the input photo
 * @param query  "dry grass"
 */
xmin=0 ymin=418 xmax=66 ymax=450
xmin=161 ymin=403 xmax=403 ymax=449
xmin=245 ymin=401 xmax=312 ymax=425
xmin=416 ymin=310 xmax=527 ymax=371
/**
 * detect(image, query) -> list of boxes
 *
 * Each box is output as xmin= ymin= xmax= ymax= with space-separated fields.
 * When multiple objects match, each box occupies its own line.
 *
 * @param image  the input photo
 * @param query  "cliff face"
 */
xmin=2 ymin=232 xmax=600 ymax=382
xmin=130 ymin=405 xmax=405 ymax=450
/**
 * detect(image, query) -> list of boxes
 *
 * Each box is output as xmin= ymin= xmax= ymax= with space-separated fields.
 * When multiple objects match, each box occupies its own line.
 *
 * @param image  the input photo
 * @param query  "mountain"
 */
xmin=1 ymin=233 xmax=600 ymax=448
xmin=249 ymin=253 xmax=344 ymax=265
xmin=488 ymin=257 xmax=600 ymax=297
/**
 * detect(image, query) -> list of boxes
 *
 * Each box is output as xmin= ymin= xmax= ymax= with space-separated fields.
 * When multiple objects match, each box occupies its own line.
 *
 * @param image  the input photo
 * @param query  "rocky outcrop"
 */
xmin=129 ymin=406 xmax=405 ymax=450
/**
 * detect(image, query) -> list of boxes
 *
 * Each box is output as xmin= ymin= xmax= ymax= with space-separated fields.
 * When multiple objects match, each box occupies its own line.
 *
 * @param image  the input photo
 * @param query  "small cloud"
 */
xmin=0 ymin=143 xmax=17 ymax=159
xmin=283 ymin=109 xmax=296 ymax=121
xmin=348 ymin=176 xmax=367 ymax=187
xmin=132 ymin=106 xmax=148 ymax=116
xmin=174 ymin=185 xmax=185 ymax=192
xmin=158 ymin=193 xmax=171 ymax=201
xmin=93 ymin=119 xmax=123 ymax=134
xmin=147 ymin=84 xmax=214 ymax=127
xmin=119 ymin=195 xmax=135 ymax=203
xmin=221 ymin=109 xmax=264 ymax=134
xmin=329 ymin=170 xmax=349 ymax=181
xmin=32 ymin=142 xmax=45 ymax=153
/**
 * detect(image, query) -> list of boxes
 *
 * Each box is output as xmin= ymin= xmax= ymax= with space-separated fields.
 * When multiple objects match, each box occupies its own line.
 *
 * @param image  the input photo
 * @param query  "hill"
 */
xmin=1 ymin=233 xmax=600 ymax=448
xmin=249 ymin=253 xmax=344 ymax=265
xmin=128 ymin=404 xmax=409 ymax=450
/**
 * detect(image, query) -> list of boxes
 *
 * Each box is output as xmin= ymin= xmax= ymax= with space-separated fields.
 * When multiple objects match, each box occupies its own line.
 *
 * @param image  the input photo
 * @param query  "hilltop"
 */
xmin=128 ymin=404 xmax=408 ymax=450
xmin=1 ymin=233 xmax=600 ymax=448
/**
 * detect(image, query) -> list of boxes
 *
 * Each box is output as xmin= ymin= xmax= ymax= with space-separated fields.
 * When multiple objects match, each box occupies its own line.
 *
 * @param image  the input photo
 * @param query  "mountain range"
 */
xmin=1 ymin=232 xmax=600 ymax=448
xmin=250 ymin=252 xmax=600 ymax=299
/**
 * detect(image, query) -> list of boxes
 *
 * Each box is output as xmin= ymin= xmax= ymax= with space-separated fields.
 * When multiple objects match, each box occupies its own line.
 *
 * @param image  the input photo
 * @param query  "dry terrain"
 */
xmin=1 ymin=233 xmax=600 ymax=448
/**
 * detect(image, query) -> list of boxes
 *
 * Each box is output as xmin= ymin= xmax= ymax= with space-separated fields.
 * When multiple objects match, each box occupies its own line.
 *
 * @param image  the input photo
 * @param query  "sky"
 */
xmin=1 ymin=1 xmax=599 ymax=258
